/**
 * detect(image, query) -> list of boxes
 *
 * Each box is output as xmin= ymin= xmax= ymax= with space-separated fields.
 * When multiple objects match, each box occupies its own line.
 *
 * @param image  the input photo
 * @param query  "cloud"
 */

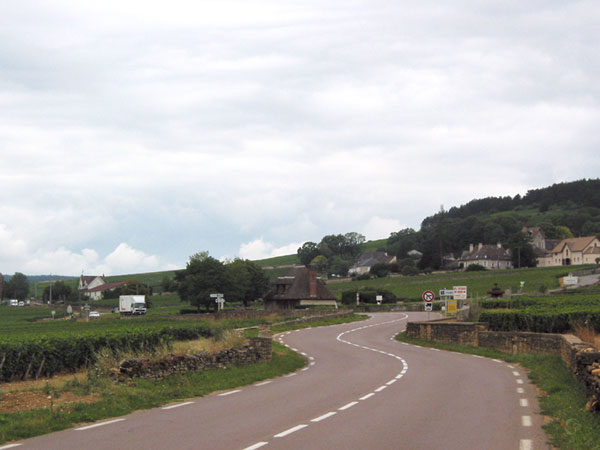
xmin=238 ymin=238 xmax=302 ymax=261
xmin=362 ymin=217 xmax=407 ymax=242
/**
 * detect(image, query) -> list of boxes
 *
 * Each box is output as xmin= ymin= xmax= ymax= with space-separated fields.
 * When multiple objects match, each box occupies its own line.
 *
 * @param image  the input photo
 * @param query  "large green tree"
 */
xmin=226 ymin=259 xmax=270 ymax=307
xmin=506 ymin=232 xmax=537 ymax=268
xmin=297 ymin=242 xmax=320 ymax=266
xmin=176 ymin=253 xmax=230 ymax=312
xmin=5 ymin=273 xmax=29 ymax=300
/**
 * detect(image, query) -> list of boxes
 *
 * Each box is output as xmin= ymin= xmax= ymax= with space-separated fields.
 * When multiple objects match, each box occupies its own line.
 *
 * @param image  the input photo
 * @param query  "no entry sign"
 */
xmin=422 ymin=290 xmax=435 ymax=303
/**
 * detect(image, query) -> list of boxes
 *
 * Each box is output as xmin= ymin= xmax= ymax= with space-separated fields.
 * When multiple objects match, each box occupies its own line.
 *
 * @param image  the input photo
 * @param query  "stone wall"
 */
xmin=175 ymin=308 xmax=352 ymax=321
xmin=405 ymin=320 xmax=600 ymax=412
xmin=117 ymin=337 xmax=272 ymax=381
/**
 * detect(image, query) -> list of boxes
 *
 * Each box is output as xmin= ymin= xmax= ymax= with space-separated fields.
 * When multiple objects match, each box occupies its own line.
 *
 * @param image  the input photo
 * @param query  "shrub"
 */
xmin=369 ymin=263 xmax=392 ymax=278
xmin=466 ymin=264 xmax=486 ymax=272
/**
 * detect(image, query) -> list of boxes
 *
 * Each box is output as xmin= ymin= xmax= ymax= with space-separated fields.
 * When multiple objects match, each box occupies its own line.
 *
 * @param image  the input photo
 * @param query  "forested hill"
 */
xmin=403 ymin=178 xmax=600 ymax=270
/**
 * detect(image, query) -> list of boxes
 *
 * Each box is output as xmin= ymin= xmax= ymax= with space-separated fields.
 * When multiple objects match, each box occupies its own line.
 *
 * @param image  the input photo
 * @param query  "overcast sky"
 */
xmin=1 ymin=0 xmax=599 ymax=276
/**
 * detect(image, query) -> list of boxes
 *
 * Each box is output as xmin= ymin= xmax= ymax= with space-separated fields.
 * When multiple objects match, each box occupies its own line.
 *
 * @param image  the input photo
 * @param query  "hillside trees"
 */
xmin=297 ymin=232 xmax=365 ymax=277
xmin=42 ymin=281 xmax=77 ymax=303
xmin=176 ymin=253 xmax=270 ymax=311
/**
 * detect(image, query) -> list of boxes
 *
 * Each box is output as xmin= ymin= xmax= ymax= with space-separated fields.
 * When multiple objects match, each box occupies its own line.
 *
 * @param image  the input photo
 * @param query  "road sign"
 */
xmin=447 ymin=299 xmax=458 ymax=314
xmin=424 ymin=303 xmax=433 ymax=311
xmin=439 ymin=289 xmax=454 ymax=297
xmin=422 ymin=290 xmax=435 ymax=303
xmin=210 ymin=293 xmax=224 ymax=298
xmin=563 ymin=275 xmax=578 ymax=286
xmin=376 ymin=295 xmax=383 ymax=305
xmin=453 ymin=286 xmax=467 ymax=300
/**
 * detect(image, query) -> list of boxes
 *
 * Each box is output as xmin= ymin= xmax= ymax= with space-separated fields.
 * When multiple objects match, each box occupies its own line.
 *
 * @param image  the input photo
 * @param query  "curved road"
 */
xmin=5 ymin=313 xmax=549 ymax=450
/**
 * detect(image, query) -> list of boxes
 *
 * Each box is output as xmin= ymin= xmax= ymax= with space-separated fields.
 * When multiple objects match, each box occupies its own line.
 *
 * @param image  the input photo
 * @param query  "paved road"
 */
xmin=4 ymin=313 xmax=549 ymax=450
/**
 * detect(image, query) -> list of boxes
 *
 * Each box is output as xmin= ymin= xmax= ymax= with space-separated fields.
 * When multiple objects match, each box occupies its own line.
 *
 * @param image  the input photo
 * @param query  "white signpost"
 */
xmin=453 ymin=286 xmax=467 ymax=300
xmin=210 ymin=293 xmax=225 ymax=311
xmin=563 ymin=274 xmax=579 ymax=286
xmin=376 ymin=295 xmax=383 ymax=305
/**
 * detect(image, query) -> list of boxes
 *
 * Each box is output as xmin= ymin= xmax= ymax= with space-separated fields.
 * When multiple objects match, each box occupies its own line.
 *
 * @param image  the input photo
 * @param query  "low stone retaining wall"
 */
xmin=406 ymin=321 xmax=600 ymax=412
xmin=175 ymin=308 xmax=351 ymax=321
xmin=116 ymin=337 xmax=272 ymax=381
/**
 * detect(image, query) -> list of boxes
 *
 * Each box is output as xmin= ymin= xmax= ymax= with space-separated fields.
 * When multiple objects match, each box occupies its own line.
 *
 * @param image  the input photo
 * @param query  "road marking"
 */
xmin=310 ymin=361 xmax=315 ymax=366
xmin=360 ymin=393 xmax=375 ymax=400
xmin=375 ymin=386 xmax=387 ymax=392
xmin=301 ymin=367 xmax=309 ymax=371
xmin=517 ymin=387 xmax=525 ymax=394
xmin=255 ymin=380 xmax=272 ymax=386
xmin=472 ymin=355 xmax=483 ymax=358
xmin=508 ymin=364 xmax=515 ymax=368
xmin=396 ymin=374 xmax=404 ymax=379
xmin=218 ymin=389 xmax=242 ymax=396
xmin=520 ymin=399 xmax=529 ymax=407
xmin=243 ymin=442 xmax=269 ymax=450
xmin=512 ymin=371 xmax=520 ymax=376
xmin=0 ymin=445 xmax=22 ymax=449
xmin=521 ymin=416 xmax=532 ymax=427
xmin=274 ymin=424 xmax=307 ymax=438
xmin=291 ymin=348 xmax=298 ymax=351
xmin=162 ymin=401 xmax=194 ymax=410
xmin=339 ymin=401 xmax=358 ymax=410
xmin=492 ymin=359 xmax=502 ymax=363
xmin=519 ymin=439 xmax=532 ymax=450
xmin=311 ymin=412 xmax=336 ymax=422
xmin=309 ymin=356 xmax=315 ymax=361
xmin=516 ymin=379 xmax=524 ymax=385
xmin=75 ymin=418 xmax=125 ymax=431
xmin=300 ymin=352 xmax=307 ymax=356
xmin=285 ymin=373 xmax=297 ymax=377
xmin=386 ymin=379 xmax=396 ymax=385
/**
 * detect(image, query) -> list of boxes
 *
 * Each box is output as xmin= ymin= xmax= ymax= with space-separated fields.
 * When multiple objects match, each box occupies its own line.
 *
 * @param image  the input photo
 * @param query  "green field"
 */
xmin=326 ymin=265 xmax=594 ymax=301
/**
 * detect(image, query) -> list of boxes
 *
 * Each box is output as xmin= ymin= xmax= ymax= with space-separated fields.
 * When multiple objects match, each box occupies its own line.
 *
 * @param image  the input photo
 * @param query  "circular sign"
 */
xmin=422 ymin=290 xmax=435 ymax=303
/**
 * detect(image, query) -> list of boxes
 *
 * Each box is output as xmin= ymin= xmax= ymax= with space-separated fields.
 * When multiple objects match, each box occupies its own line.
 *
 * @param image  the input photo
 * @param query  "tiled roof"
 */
xmin=460 ymin=245 xmax=511 ymax=261
xmin=550 ymin=236 xmax=598 ymax=254
xmin=268 ymin=267 xmax=336 ymax=301
xmin=86 ymin=281 xmax=127 ymax=292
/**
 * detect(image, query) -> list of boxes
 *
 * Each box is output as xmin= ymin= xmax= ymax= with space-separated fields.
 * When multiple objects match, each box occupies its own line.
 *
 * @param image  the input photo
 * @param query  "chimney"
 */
xmin=309 ymin=270 xmax=318 ymax=298
xmin=469 ymin=244 xmax=474 ymax=253
xmin=478 ymin=243 xmax=483 ymax=250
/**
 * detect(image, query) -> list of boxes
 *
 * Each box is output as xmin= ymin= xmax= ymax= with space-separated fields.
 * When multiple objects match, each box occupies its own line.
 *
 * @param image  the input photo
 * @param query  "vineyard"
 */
xmin=477 ymin=293 xmax=600 ymax=333
xmin=0 ymin=306 xmax=271 ymax=382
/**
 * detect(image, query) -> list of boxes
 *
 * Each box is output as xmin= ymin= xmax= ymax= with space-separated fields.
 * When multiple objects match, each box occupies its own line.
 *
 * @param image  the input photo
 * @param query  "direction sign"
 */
xmin=439 ymin=289 xmax=454 ymax=297
xmin=422 ymin=290 xmax=435 ymax=303
xmin=453 ymin=286 xmax=467 ymax=300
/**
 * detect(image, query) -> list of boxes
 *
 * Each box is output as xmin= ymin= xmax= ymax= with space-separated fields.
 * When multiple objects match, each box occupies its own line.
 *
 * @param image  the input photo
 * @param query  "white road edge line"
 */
xmin=0 ymin=445 xmax=22 ymax=449
xmin=516 ymin=379 xmax=524 ymax=385
xmin=274 ymin=424 xmax=308 ymax=438
xmin=519 ymin=439 xmax=532 ymax=450
xmin=243 ymin=442 xmax=268 ymax=450
xmin=255 ymin=381 xmax=272 ymax=386
xmin=75 ymin=418 xmax=125 ymax=431
xmin=162 ymin=401 xmax=195 ymax=410
xmin=360 ymin=393 xmax=375 ymax=400
xmin=517 ymin=387 xmax=525 ymax=394
xmin=339 ymin=401 xmax=358 ymax=411
xmin=218 ymin=389 xmax=242 ymax=396
xmin=521 ymin=416 xmax=532 ymax=427
xmin=512 ymin=371 xmax=520 ymax=376
xmin=311 ymin=412 xmax=337 ymax=422
xmin=375 ymin=386 xmax=387 ymax=392
xmin=520 ymin=399 xmax=529 ymax=407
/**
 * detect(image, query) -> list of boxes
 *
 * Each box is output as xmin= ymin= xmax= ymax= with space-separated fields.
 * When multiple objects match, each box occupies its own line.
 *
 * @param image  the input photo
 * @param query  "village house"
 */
xmin=78 ymin=274 xmax=127 ymax=300
xmin=348 ymin=252 xmax=397 ymax=276
xmin=265 ymin=266 xmax=338 ymax=310
xmin=458 ymin=243 xmax=513 ymax=270
xmin=538 ymin=236 xmax=600 ymax=267
xmin=522 ymin=226 xmax=560 ymax=267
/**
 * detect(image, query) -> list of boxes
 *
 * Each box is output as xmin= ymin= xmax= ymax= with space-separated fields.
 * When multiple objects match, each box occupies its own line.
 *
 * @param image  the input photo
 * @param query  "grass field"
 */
xmin=326 ymin=265 xmax=594 ymax=301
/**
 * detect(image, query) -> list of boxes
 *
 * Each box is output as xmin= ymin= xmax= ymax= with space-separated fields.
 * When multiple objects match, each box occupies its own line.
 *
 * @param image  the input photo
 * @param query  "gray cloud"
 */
xmin=0 ymin=0 xmax=599 ymax=273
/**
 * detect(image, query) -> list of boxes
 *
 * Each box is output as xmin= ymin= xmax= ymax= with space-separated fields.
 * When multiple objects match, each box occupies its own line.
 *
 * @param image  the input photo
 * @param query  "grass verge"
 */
xmin=395 ymin=332 xmax=600 ymax=449
xmin=0 ymin=342 xmax=304 ymax=445
xmin=271 ymin=313 xmax=367 ymax=333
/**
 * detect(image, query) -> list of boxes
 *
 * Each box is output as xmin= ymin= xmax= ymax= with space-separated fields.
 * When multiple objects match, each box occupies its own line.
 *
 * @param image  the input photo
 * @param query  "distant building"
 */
xmin=522 ymin=226 xmax=560 ymax=267
xmin=538 ymin=236 xmax=600 ymax=267
xmin=348 ymin=252 xmax=397 ymax=276
xmin=458 ymin=243 xmax=513 ymax=270
xmin=78 ymin=274 xmax=127 ymax=300
xmin=265 ymin=266 xmax=338 ymax=310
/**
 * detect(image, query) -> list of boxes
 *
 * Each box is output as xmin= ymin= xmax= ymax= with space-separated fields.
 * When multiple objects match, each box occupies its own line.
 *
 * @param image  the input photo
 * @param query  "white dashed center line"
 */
xmin=311 ymin=412 xmax=337 ymax=422
xmin=75 ymin=418 xmax=125 ymax=431
xmin=339 ymin=401 xmax=359 ymax=411
xmin=274 ymin=424 xmax=307 ymax=438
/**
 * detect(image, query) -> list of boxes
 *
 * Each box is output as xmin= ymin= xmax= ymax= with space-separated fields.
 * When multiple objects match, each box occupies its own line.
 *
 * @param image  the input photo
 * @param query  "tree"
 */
xmin=161 ymin=276 xmax=177 ymax=293
xmin=42 ymin=281 xmax=75 ymax=303
xmin=310 ymin=255 xmax=329 ymax=275
xmin=387 ymin=228 xmax=417 ymax=259
xmin=226 ymin=259 xmax=270 ymax=307
xmin=297 ymin=242 xmax=320 ymax=266
xmin=5 ymin=273 xmax=29 ymax=300
xmin=369 ymin=262 xmax=391 ymax=278
xmin=329 ymin=256 xmax=351 ymax=277
xmin=506 ymin=232 xmax=537 ymax=268
xmin=176 ymin=254 xmax=230 ymax=312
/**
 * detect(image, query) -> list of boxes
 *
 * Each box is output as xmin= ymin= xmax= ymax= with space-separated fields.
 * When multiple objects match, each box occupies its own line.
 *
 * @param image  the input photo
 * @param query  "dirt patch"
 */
xmin=0 ymin=371 xmax=101 ymax=413
xmin=0 ymin=390 xmax=101 ymax=413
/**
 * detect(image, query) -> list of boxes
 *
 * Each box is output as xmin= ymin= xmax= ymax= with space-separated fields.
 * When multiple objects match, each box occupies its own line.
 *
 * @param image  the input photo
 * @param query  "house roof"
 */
xmin=86 ymin=281 xmax=127 ymax=292
xmin=353 ymin=252 xmax=395 ymax=268
xmin=550 ymin=236 xmax=598 ymax=254
xmin=460 ymin=244 xmax=511 ymax=262
xmin=268 ymin=267 xmax=336 ymax=301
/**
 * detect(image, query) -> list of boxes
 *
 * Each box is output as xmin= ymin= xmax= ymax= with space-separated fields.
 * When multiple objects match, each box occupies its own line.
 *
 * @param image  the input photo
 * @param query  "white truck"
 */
xmin=119 ymin=295 xmax=147 ymax=315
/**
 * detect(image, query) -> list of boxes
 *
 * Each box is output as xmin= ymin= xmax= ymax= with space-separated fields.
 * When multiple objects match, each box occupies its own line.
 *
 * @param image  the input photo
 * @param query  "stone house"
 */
xmin=538 ymin=236 xmax=600 ymax=267
xmin=265 ymin=266 xmax=338 ymax=310
xmin=348 ymin=252 xmax=397 ymax=276
xmin=522 ymin=226 xmax=560 ymax=267
xmin=458 ymin=243 xmax=513 ymax=270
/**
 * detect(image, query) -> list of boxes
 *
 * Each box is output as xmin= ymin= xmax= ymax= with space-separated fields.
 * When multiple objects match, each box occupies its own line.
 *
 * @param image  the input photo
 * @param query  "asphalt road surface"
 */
xmin=4 ymin=312 xmax=549 ymax=450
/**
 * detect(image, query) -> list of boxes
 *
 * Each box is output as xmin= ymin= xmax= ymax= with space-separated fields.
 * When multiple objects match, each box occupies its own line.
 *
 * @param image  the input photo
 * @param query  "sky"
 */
xmin=1 ymin=0 xmax=599 ymax=276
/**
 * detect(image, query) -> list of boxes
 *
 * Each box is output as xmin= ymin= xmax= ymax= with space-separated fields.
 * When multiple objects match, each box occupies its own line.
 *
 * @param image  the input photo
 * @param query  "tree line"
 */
xmin=296 ymin=232 xmax=366 ymax=277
